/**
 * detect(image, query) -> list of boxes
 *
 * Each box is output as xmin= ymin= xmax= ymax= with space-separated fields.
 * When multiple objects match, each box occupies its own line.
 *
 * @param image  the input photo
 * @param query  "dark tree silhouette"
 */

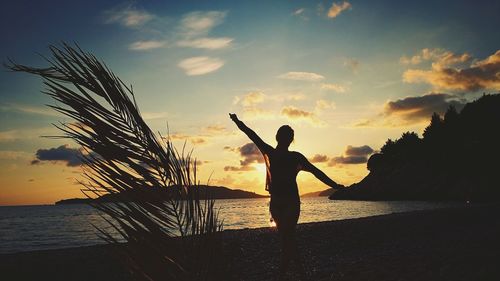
xmin=332 ymin=94 xmax=500 ymax=202
xmin=423 ymin=112 xmax=443 ymax=141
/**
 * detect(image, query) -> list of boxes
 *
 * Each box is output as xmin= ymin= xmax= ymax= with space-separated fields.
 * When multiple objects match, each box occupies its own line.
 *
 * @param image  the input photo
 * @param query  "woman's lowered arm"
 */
xmin=229 ymin=113 xmax=273 ymax=153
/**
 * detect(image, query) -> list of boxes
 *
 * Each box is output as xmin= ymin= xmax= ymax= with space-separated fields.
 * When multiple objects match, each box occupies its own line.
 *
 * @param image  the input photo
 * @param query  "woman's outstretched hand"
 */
xmin=334 ymin=183 xmax=346 ymax=190
xmin=229 ymin=113 xmax=239 ymax=122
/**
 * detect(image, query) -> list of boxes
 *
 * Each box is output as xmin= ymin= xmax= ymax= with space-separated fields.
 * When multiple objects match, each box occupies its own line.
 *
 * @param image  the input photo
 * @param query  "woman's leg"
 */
xmin=275 ymin=201 xmax=306 ymax=280
xmin=276 ymin=219 xmax=294 ymax=279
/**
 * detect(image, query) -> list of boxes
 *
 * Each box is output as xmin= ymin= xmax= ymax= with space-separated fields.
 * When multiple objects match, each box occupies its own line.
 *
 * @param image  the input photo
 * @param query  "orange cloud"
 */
xmin=327 ymin=1 xmax=352 ymax=18
xmin=400 ymin=48 xmax=471 ymax=67
xmin=234 ymin=91 xmax=266 ymax=106
xmin=203 ymin=124 xmax=227 ymax=134
xmin=281 ymin=106 xmax=325 ymax=126
xmin=169 ymin=133 xmax=208 ymax=145
xmin=403 ymin=49 xmax=499 ymax=91
xmin=281 ymin=106 xmax=315 ymax=119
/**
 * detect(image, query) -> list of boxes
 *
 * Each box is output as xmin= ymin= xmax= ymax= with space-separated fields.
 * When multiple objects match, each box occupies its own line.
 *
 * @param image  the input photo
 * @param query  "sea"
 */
xmin=0 ymin=197 xmax=465 ymax=254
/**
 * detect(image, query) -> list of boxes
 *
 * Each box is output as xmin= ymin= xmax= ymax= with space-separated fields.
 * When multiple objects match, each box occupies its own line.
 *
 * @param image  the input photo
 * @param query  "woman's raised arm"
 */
xmin=229 ymin=113 xmax=273 ymax=154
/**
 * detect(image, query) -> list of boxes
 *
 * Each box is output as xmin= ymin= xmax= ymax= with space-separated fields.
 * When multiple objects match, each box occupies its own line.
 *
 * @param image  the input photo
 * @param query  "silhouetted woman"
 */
xmin=229 ymin=113 xmax=343 ymax=280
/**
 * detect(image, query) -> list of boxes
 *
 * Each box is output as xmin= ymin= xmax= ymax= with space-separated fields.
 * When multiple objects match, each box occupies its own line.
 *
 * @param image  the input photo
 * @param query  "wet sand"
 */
xmin=2 ymin=204 xmax=499 ymax=281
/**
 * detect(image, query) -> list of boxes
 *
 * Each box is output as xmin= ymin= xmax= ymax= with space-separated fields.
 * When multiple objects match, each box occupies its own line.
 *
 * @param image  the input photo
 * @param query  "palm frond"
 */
xmin=5 ymin=43 xmax=223 ymax=281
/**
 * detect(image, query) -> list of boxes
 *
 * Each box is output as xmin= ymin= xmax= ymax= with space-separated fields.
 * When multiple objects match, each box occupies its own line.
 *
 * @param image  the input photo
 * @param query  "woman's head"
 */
xmin=276 ymin=125 xmax=294 ymax=147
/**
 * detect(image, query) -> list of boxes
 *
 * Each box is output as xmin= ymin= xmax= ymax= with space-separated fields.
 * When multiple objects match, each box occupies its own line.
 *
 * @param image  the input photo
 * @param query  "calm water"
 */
xmin=0 ymin=197 xmax=463 ymax=254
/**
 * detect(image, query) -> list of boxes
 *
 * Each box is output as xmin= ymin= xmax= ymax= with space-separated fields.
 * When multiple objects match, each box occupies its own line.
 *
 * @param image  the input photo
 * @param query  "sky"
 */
xmin=0 ymin=0 xmax=499 ymax=205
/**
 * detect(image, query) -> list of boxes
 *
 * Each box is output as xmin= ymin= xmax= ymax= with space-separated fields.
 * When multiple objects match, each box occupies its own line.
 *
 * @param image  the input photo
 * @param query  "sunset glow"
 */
xmin=0 ymin=0 xmax=499 ymax=205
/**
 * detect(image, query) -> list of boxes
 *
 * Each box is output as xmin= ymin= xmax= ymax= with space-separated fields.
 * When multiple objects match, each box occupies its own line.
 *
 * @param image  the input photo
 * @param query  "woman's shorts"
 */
xmin=270 ymin=197 xmax=300 ymax=231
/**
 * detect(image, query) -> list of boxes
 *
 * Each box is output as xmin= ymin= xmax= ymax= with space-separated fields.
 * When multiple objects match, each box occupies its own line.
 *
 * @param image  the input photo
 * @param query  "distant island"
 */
xmin=331 ymin=93 xmax=500 ymax=202
xmin=301 ymin=189 xmax=334 ymax=198
xmin=55 ymin=185 xmax=268 ymax=205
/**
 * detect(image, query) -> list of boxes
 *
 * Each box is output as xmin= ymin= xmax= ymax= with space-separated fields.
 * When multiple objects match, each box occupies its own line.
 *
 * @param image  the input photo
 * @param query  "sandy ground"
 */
xmin=1 ymin=204 xmax=499 ymax=281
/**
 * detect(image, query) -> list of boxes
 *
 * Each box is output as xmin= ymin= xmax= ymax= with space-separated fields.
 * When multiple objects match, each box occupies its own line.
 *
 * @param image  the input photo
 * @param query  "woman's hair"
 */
xmin=276 ymin=125 xmax=294 ymax=146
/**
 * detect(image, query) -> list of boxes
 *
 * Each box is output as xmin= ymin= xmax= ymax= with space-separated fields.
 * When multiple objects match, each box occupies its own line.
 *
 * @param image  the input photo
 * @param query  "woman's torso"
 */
xmin=266 ymin=149 xmax=302 ymax=201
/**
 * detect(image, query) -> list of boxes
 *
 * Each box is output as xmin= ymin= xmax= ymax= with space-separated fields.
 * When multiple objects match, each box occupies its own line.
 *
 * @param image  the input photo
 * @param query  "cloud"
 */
xmin=353 ymin=93 xmax=466 ymax=128
xmin=330 ymin=155 xmax=367 ymax=165
xmin=400 ymin=48 xmax=471 ymax=67
xmin=242 ymin=107 xmax=275 ymax=120
xmin=278 ymin=72 xmax=325 ymax=82
xmin=31 ymin=145 xmax=90 ymax=167
xmin=234 ymin=91 xmax=266 ymax=107
xmin=291 ymin=8 xmax=309 ymax=20
xmin=104 ymin=6 xmax=233 ymax=55
xmin=203 ymin=124 xmax=227 ymax=134
xmin=281 ymin=106 xmax=325 ymax=126
xmin=400 ymin=55 xmax=423 ymax=65
xmin=211 ymin=174 xmax=236 ymax=186
xmin=327 ymin=1 xmax=352 ymax=18
xmin=224 ymin=143 xmax=263 ymax=172
xmin=384 ymin=93 xmax=466 ymax=121
xmin=169 ymin=133 xmax=208 ymax=145
xmin=238 ymin=143 xmax=264 ymax=166
xmin=329 ymin=145 xmax=374 ymax=166
xmin=315 ymin=99 xmax=336 ymax=111
xmin=351 ymin=119 xmax=373 ymax=127
xmin=178 ymin=56 xmax=224 ymax=76
xmin=292 ymin=8 xmax=305 ymax=16
xmin=223 ymin=165 xmax=254 ymax=172
xmin=281 ymin=106 xmax=315 ymax=119
xmin=191 ymin=138 xmax=207 ymax=145
xmin=129 ymin=40 xmax=167 ymax=51
xmin=176 ymin=11 xmax=234 ymax=52
xmin=233 ymin=91 xmax=276 ymax=120
xmin=103 ymin=4 xmax=153 ymax=27
xmin=402 ymin=49 xmax=500 ymax=91
xmin=167 ymin=124 xmax=233 ymax=147
xmin=309 ymin=154 xmax=329 ymax=163
xmin=180 ymin=11 xmax=227 ymax=37
xmin=321 ymin=83 xmax=347 ymax=93
xmin=344 ymin=145 xmax=374 ymax=156
xmin=177 ymin=37 xmax=233 ymax=49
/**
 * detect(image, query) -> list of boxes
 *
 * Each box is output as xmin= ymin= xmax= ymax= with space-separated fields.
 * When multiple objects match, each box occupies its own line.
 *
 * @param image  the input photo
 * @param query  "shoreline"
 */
xmin=1 ymin=201 xmax=467 ymax=255
xmin=2 ymin=204 xmax=499 ymax=280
